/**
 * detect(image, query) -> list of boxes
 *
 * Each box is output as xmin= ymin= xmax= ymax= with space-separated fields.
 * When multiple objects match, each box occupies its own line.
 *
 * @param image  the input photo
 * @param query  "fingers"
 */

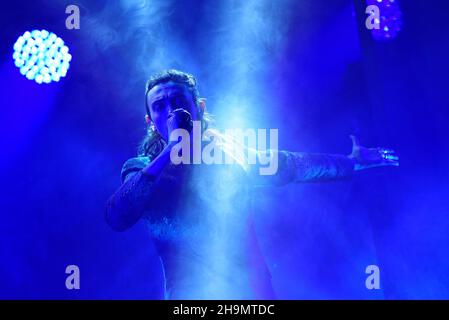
xmin=349 ymin=135 xmax=360 ymax=146
xmin=382 ymin=153 xmax=399 ymax=166
xmin=168 ymin=109 xmax=192 ymax=123
xmin=169 ymin=108 xmax=190 ymax=117
xmin=168 ymin=108 xmax=193 ymax=134
xmin=384 ymin=154 xmax=399 ymax=161
xmin=377 ymin=148 xmax=399 ymax=161
xmin=371 ymin=146 xmax=400 ymax=167
xmin=171 ymin=108 xmax=190 ymax=114
xmin=382 ymin=159 xmax=399 ymax=167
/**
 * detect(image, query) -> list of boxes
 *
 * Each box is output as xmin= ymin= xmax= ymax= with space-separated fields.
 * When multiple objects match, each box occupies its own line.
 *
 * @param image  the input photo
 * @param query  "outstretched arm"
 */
xmin=248 ymin=135 xmax=399 ymax=186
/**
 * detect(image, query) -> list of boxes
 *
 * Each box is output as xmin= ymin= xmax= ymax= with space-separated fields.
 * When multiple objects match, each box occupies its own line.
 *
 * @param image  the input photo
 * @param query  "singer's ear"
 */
xmin=198 ymin=98 xmax=206 ymax=114
xmin=145 ymin=114 xmax=151 ymax=124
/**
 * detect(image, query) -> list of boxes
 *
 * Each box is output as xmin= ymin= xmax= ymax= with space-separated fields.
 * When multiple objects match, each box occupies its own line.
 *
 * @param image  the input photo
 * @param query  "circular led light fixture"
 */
xmin=12 ymin=30 xmax=71 ymax=84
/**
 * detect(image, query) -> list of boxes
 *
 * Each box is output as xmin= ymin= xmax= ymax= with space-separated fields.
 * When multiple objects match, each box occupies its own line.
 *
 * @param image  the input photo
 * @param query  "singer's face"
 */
xmin=147 ymin=81 xmax=201 ymax=141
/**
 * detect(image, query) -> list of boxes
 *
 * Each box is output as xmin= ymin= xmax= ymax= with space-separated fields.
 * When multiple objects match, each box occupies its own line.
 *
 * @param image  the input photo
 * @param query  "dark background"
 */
xmin=0 ymin=0 xmax=448 ymax=299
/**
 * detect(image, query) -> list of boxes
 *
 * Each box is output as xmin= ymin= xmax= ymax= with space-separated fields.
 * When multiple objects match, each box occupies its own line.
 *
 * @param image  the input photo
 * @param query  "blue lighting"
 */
xmin=12 ymin=30 xmax=71 ymax=84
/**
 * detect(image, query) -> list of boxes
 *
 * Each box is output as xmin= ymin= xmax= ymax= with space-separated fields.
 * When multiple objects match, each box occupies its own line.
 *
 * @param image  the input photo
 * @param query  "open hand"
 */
xmin=348 ymin=135 xmax=399 ymax=171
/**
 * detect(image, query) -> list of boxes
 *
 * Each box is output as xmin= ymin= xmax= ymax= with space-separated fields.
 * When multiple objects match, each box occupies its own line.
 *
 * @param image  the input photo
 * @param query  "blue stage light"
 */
xmin=12 ymin=30 xmax=71 ymax=84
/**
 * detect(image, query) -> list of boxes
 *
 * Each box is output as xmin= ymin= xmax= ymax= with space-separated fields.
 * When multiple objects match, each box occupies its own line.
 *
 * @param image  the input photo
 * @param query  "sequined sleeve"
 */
xmin=250 ymin=150 xmax=355 ymax=186
xmin=105 ymin=157 xmax=155 ymax=231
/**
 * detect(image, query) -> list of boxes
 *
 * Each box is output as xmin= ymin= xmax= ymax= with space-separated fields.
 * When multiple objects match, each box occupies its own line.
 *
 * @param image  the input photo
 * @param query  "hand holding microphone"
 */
xmin=167 ymin=108 xmax=193 ymax=139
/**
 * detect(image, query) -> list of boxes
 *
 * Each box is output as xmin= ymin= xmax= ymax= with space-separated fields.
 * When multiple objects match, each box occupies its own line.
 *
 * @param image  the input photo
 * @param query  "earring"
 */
xmin=147 ymin=121 xmax=156 ymax=133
